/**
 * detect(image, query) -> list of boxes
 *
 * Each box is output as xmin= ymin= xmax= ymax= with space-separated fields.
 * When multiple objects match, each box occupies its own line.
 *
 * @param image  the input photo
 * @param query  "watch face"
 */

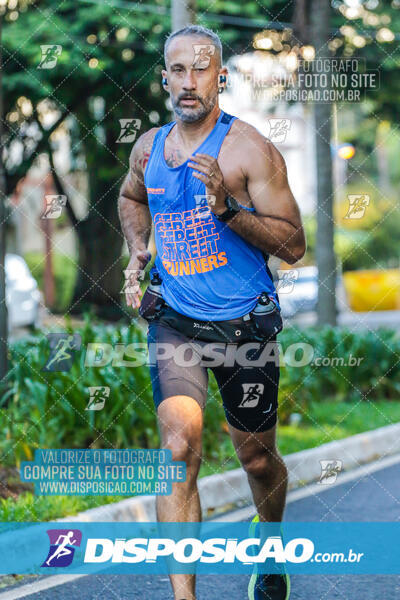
xmin=226 ymin=196 xmax=240 ymax=211
xmin=215 ymin=196 xmax=241 ymax=221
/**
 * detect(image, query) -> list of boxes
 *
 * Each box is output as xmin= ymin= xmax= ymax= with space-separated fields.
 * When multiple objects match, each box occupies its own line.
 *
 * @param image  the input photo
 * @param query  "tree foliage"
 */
xmin=2 ymin=0 xmax=400 ymax=316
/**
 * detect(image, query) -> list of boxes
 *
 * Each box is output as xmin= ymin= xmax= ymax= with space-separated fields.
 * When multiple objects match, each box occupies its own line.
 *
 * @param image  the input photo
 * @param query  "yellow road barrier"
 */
xmin=343 ymin=269 xmax=400 ymax=312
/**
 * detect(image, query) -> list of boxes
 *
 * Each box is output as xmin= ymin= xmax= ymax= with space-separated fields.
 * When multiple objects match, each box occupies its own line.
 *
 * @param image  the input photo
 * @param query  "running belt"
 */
xmin=144 ymin=109 xmax=279 ymax=321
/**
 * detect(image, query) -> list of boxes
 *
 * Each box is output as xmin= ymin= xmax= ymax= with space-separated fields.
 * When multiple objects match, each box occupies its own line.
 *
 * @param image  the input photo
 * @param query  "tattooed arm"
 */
xmin=118 ymin=128 xmax=158 ymax=307
xmin=188 ymin=123 xmax=306 ymax=265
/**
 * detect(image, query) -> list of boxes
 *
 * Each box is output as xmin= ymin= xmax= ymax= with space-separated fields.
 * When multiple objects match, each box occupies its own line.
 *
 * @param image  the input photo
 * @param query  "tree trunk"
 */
xmin=310 ymin=0 xmax=337 ymax=326
xmin=71 ymin=185 xmax=124 ymax=320
xmin=70 ymin=108 xmax=125 ymax=320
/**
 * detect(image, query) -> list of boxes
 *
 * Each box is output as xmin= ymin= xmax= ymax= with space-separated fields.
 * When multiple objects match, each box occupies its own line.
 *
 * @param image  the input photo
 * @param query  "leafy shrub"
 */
xmin=1 ymin=319 xmax=399 ymax=465
xmin=278 ymin=325 xmax=400 ymax=424
xmin=1 ymin=316 xmax=228 ymax=467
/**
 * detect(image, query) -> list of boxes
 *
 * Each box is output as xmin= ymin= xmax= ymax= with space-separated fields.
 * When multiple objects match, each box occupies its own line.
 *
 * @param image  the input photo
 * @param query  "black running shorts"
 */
xmin=147 ymin=317 xmax=280 ymax=433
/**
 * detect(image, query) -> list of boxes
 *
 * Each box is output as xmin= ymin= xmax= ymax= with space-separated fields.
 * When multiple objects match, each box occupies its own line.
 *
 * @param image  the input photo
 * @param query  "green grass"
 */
xmin=277 ymin=398 xmax=400 ymax=456
xmin=0 ymin=492 xmax=122 ymax=522
xmin=198 ymin=399 xmax=400 ymax=477
xmin=2 ymin=399 xmax=398 ymax=522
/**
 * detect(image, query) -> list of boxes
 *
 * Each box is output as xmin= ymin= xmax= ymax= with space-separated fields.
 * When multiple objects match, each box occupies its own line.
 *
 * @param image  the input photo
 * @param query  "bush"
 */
xmin=1 ymin=319 xmax=399 ymax=466
xmin=1 ymin=316 xmax=228 ymax=468
xmin=277 ymin=325 xmax=400 ymax=424
xmin=1 ymin=316 xmax=156 ymax=466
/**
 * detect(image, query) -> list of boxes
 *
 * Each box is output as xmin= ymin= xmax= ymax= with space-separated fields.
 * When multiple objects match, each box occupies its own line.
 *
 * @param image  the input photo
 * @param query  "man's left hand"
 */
xmin=188 ymin=153 xmax=227 ymax=214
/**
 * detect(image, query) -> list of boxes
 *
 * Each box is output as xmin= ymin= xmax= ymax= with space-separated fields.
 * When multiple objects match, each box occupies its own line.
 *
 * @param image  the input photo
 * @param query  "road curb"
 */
xmin=61 ymin=422 xmax=400 ymax=523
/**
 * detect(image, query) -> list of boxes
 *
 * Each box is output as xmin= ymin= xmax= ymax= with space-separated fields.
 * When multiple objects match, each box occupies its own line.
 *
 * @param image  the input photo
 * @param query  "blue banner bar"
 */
xmin=0 ymin=522 xmax=398 ymax=574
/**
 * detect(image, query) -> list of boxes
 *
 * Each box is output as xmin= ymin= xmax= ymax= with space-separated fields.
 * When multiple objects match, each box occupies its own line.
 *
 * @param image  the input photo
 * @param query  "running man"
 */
xmin=118 ymin=25 xmax=306 ymax=600
xmin=45 ymin=531 xmax=77 ymax=566
xmin=44 ymin=335 xmax=76 ymax=371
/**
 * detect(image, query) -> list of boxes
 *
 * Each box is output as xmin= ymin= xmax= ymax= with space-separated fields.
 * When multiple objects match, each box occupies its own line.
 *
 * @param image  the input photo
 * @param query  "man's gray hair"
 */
xmin=164 ymin=25 xmax=223 ymax=68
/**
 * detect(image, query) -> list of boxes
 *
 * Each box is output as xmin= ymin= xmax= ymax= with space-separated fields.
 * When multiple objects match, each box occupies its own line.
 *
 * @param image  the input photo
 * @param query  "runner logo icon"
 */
xmin=42 ymin=333 xmax=82 ymax=372
xmin=42 ymin=529 xmax=82 ymax=567
xmin=117 ymin=119 xmax=141 ymax=143
xmin=86 ymin=386 xmax=110 ymax=411
xmin=239 ymin=383 xmax=264 ymax=408
xmin=318 ymin=460 xmax=343 ymax=484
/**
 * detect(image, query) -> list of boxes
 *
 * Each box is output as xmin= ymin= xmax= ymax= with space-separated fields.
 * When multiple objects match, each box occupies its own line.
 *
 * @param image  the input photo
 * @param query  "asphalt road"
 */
xmin=1 ymin=456 xmax=399 ymax=599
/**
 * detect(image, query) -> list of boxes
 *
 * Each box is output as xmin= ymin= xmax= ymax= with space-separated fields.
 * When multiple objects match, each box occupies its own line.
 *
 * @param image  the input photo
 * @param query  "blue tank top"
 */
xmin=144 ymin=109 xmax=278 ymax=320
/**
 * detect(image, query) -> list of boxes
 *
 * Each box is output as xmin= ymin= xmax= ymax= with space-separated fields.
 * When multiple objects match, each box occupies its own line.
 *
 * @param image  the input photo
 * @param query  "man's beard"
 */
xmin=172 ymin=93 xmax=217 ymax=123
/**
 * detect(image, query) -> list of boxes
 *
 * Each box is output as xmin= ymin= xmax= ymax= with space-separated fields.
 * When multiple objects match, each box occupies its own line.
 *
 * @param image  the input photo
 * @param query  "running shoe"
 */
xmin=248 ymin=515 xmax=290 ymax=600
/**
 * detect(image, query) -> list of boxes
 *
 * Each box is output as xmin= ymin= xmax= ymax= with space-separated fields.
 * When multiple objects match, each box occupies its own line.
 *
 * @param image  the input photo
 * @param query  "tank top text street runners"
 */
xmin=154 ymin=209 xmax=227 ymax=276
xmin=144 ymin=110 xmax=279 ymax=320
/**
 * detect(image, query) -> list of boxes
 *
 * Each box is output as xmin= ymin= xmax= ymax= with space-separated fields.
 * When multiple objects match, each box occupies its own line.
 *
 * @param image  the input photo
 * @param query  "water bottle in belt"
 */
xmin=139 ymin=271 xmax=165 ymax=321
xmin=248 ymin=292 xmax=283 ymax=340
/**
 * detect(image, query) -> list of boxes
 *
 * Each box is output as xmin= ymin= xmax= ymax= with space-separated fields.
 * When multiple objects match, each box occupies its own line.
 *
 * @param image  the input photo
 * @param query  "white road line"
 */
xmin=1 ymin=452 xmax=399 ymax=599
xmin=0 ymin=574 xmax=87 ymax=599
xmin=214 ymin=451 xmax=400 ymax=521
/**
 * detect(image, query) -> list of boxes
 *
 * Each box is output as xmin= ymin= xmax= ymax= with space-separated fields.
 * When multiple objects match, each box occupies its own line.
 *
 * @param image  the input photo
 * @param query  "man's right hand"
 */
xmin=124 ymin=251 xmax=152 ymax=309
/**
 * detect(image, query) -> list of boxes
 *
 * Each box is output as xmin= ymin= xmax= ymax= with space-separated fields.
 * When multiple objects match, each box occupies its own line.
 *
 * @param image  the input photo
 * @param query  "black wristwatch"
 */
xmin=214 ymin=195 xmax=241 ymax=222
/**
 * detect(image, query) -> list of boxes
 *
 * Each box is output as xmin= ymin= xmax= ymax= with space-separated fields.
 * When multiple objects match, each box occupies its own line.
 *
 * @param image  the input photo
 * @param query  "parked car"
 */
xmin=5 ymin=254 xmax=41 ymax=330
xmin=276 ymin=265 xmax=347 ymax=318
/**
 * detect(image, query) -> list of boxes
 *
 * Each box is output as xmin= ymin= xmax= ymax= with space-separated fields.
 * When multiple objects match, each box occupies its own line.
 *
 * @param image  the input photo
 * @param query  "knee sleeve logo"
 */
xmin=239 ymin=383 xmax=264 ymax=408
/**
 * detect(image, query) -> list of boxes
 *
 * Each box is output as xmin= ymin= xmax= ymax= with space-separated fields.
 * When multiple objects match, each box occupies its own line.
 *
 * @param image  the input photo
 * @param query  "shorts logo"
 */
xmin=193 ymin=322 xmax=213 ymax=330
xmin=42 ymin=529 xmax=82 ymax=567
xmin=239 ymin=383 xmax=264 ymax=408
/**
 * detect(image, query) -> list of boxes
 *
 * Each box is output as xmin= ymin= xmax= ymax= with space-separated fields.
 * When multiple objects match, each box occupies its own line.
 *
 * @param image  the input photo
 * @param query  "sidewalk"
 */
xmin=60 ymin=421 xmax=400 ymax=523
